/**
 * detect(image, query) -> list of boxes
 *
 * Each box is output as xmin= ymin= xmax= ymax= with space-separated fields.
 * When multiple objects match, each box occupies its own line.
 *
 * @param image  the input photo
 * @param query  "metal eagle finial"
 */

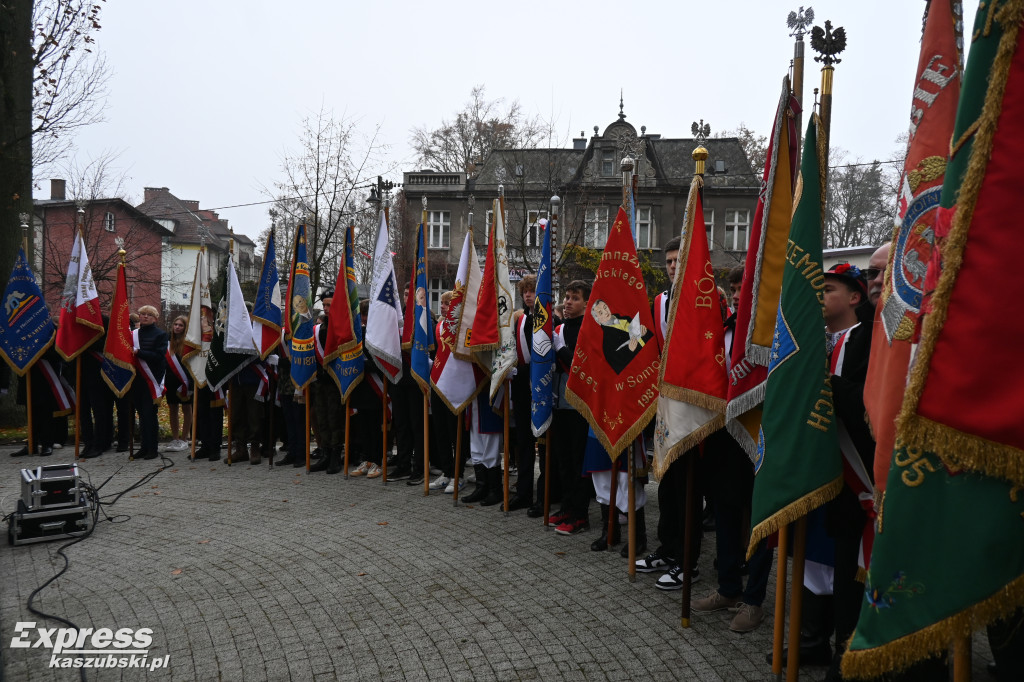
xmin=787 ymin=6 xmax=814 ymax=38
xmin=691 ymin=119 xmax=710 ymax=145
xmin=811 ymin=19 xmax=846 ymax=65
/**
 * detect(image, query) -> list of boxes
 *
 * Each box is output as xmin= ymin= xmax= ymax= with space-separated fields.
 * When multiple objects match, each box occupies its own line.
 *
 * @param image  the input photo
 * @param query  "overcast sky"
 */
xmin=46 ymin=0 xmax=955 ymax=243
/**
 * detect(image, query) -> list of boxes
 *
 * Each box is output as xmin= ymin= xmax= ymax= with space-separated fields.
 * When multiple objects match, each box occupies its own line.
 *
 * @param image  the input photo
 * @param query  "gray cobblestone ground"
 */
xmin=1 ymin=444 xmax=992 ymax=681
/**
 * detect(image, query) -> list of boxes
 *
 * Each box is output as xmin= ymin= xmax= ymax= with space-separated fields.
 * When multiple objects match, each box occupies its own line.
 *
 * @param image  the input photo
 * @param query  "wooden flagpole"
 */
xmin=74 ymin=358 xmax=82 ymax=458
xmin=422 ymin=200 xmax=431 ymax=496
xmin=267 ymin=372 xmax=275 ymax=469
xmin=304 ymin=387 xmax=311 ymax=470
xmin=343 ymin=397 xmax=351 ymax=478
xmin=543 ymin=433 xmax=552 ymax=529
xmin=628 ymin=440 xmax=638 ymax=580
xmin=380 ymin=382 xmax=388 ymax=483
xmin=952 ymin=635 xmax=971 ymax=682
xmin=452 ymin=414 xmax=463 ymax=507
xmin=786 ymin=517 xmax=809 ymax=682
xmin=772 ymin=524 xmax=789 ymax=679
xmin=502 ymin=384 xmax=511 ymax=516
xmin=607 ymin=451 xmax=619 ymax=551
xmin=681 ymin=450 xmax=696 ymax=627
xmin=190 ymin=389 xmax=199 ymax=461
xmin=226 ymin=383 xmax=233 ymax=465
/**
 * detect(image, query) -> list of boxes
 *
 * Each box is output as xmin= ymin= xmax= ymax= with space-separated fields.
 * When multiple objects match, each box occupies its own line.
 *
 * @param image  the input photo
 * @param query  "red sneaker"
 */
xmin=555 ymin=518 xmax=589 ymax=535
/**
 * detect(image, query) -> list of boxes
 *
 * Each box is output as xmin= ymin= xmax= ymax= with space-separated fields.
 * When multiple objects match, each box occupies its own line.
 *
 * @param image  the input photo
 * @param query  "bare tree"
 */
xmin=263 ymin=108 xmax=387 ymax=297
xmin=824 ymin=147 xmax=900 ymax=248
xmin=31 ymin=0 xmax=111 ymax=171
xmin=410 ymin=85 xmax=550 ymax=174
xmin=717 ymin=123 xmax=768 ymax=178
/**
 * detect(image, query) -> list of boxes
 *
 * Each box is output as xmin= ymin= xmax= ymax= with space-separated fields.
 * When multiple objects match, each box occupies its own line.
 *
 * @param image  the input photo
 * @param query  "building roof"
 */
xmin=136 ymin=187 xmax=226 ymax=248
xmin=33 ymin=197 xmax=173 ymax=236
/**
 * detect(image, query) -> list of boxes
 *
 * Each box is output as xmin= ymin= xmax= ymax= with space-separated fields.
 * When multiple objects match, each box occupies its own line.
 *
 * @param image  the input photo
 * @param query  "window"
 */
xmin=635 ymin=207 xmax=656 ymax=249
xmin=601 ymin=149 xmax=615 ymax=177
xmin=428 ymin=210 xmax=450 ymax=249
xmin=104 ymin=212 xmax=116 ymax=232
xmin=725 ymin=209 xmax=750 ymax=251
xmin=526 ymin=210 xmax=547 ymax=247
xmin=585 ymin=206 xmax=610 ymax=248
xmin=704 ymin=209 xmax=715 ymax=250
xmin=429 ymin=277 xmax=444 ymax=316
xmin=485 ymin=210 xmax=493 ymax=231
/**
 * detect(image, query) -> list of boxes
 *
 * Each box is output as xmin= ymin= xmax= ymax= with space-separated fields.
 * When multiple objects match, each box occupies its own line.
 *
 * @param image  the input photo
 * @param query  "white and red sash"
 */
xmin=653 ymin=290 xmax=670 ymax=350
xmin=252 ymin=362 xmax=271 ymax=403
xmin=829 ymin=323 xmax=876 ymax=572
xmin=515 ymin=311 xmax=531 ymax=366
xmin=38 ymin=359 xmax=74 ymax=415
xmin=313 ymin=323 xmax=325 ymax=365
xmin=133 ymin=329 xmax=165 ymax=402
xmin=165 ymin=348 xmax=191 ymax=400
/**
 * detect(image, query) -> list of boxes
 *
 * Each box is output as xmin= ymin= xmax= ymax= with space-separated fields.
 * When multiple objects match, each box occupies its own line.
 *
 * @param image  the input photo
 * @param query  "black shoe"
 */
xmin=388 ymin=467 xmax=411 ymax=481
xmin=116 ymin=444 xmax=129 ymax=453
xmin=207 ymin=451 xmax=221 ymax=462
xmin=311 ymin=447 xmax=323 ymax=460
xmin=274 ymin=454 xmax=293 ymax=466
xmin=10 ymin=446 xmax=30 ymax=457
xmin=325 ymin=450 xmax=343 ymax=475
xmin=526 ymin=503 xmax=545 ymax=518
xmin=141 ymin=450 xmax=158 ymax=460
xmin=40 ymin=446 xmax=53 ymax=456
xmin=765 ymin=641 xmax=834 ymax=667
xmin=83 ymin=448 xmax=107 ymax=459
xmin=406 ymin=473 xmax=424 ymax=486
xmin=292 ymin=457 xmax=305 ymax=468
xmin=309 ymin=455 xmax=330 ymax=472
xmin=480 ymin=468 xmax=504 ymax=506
xmin=504 ymin=496 xmax=532 ymax=512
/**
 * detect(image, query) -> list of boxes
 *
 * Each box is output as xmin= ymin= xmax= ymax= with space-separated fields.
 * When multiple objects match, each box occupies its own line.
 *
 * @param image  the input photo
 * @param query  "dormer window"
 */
xmin=601 ymin=149 xmax=615 ymax=177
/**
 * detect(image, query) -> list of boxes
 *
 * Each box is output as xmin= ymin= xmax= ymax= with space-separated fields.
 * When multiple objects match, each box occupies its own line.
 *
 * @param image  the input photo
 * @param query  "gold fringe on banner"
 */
xmin=897 ymin=0 xmax=1024 ymax=486
xmin=746 ymin=477 xmax=843 ymax=560
xmin=842 ymin=570 xmax=1024 ymax=680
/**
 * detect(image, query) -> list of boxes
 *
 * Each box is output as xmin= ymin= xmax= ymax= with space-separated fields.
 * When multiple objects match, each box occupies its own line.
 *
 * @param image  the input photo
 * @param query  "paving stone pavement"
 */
xmin=1 ymin=445 xmax=993 ymax=681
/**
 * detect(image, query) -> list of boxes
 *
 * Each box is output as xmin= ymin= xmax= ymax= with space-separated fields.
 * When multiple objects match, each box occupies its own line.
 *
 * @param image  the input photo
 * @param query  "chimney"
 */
xmin=182 ymin=200 xmax=200 ymax=211
xmin=144 ymin=187 xmax=169 ymax=203
xmin=50 ymin=179 xmax=66 ymax=201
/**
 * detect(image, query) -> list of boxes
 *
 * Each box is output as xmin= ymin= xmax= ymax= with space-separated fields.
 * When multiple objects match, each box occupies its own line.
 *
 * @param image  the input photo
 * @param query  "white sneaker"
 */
xmin=444 ymin=479 xmax=466 ymax=494
xmin=429 ymin=474 xmax=450 ymax=490
xmin=429 ymin=466 xmax=443 ymax=476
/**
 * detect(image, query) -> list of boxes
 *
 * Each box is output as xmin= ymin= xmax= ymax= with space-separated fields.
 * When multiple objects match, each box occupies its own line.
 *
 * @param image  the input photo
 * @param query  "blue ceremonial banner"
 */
xmin=530 ymin=220 xmax=555 ymax=437
xmin=0 ymin=248 xmax=56 ymax=376
xmin=252 ymin=229 xmax=282 ymax=359
xmin=409 ymin=222 xmax=434 ymax=393
xmin=285 ymin=224 xmax=317 ymax=390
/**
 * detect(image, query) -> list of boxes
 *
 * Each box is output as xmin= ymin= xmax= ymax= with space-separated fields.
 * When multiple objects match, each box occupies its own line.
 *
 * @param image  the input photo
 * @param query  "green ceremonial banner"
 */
xmin=844 ymin=2 xmax=1024 ymax=677
xmin=843 ymin=447 xmax=1024 ymax=678
xmin=747 ymin=113 xmax=841 ymax=557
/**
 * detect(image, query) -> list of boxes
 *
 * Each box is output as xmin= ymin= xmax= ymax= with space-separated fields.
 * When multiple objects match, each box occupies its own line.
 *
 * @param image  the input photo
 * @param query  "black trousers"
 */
xmin=657 ymin=448 xmax=702 ymax=565
xmin=554 ymin=409 xmax=590 ymax=519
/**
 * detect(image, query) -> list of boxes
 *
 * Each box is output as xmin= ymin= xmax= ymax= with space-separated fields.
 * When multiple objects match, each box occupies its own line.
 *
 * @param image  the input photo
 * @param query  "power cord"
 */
xmin=10 ymin=453 xmax=176 ymax=681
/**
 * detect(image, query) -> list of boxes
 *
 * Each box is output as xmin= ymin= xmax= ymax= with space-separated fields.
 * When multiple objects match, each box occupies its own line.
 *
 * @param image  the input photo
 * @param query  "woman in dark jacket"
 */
xmin=133 ymin=305 xmax=168 ymax=460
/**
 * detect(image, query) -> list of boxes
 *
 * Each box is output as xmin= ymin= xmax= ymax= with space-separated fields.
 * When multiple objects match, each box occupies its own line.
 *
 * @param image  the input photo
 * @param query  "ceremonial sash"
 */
xmin=515 ymin=312 xmax=530 ymax=366
xmin=829 ymin=324 xmax=876 ymax=574
xmin=314 ymin=323 xmax=325 ymax=364
xmin=165 ymin=349 xmax=191 ymax=400
xmin=38 ymin=359 xmax=74 ymax=416
xmin=252 ymin=362 xmax=271 ymax=403
xmin=132 ymin=329 xmax=165 ymax=402
xmin=653 ymin=291 xmax=669 ymax=349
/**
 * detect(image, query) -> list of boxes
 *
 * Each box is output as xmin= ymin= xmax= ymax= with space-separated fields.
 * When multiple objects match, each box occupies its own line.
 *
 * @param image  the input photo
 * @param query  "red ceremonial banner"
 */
xmin=566 ymin=207 xmax=660 ymax=454
xmin=468 ymin=215 xmax=499 ymax=350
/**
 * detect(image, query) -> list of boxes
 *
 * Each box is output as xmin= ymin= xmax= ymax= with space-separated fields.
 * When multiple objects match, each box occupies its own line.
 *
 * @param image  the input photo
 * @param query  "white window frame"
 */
xmin=104 ymin=212 xmax=116 ymax=232
xmin=601 ymin=149 xmax=616 ymax=177
xmin=429 ymin=277 xmax=443 ymax=316
xmin=526 ymin=210 xmax=547 ymax=247
xmin=635 ymin=206 xmax=656 ymax=249
xmin=585 ymin=206 xmax=610 ymax=249
xmin=725 ymin=208 xmax=750 ymax=251
xmin=427 ymin=210 xmax=450 ymax=249
xmin=704 ymin=209 xmax=715 ymax=251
